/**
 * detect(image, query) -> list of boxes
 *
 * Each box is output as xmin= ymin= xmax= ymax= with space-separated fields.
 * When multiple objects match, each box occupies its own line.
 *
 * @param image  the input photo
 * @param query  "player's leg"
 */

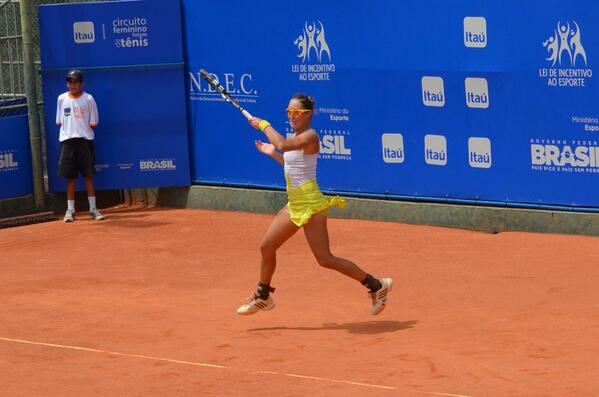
xmin=259 ymin=205 xmax=299 ymax=285
xmin=64 ymin=178 xmax=77 ymax=222
xmin=237 ymin=205 xmax=299 ymax=315
xmin=59 ymin=139 xmax=77 ymax=222
xmin=80 ymin=140 xmax=104 ymax=220
xmin=302 ymin=213 xmax=366 ymax=280
xmin=83 ymin=176 xmax=95 ymax=197
xmin=303 ymin=213 xmax=393 ymax=315
xmin=83 ymin=176 xmax=104 ymax=219
xmin=66 ymin=179 xmax=76 ymax=200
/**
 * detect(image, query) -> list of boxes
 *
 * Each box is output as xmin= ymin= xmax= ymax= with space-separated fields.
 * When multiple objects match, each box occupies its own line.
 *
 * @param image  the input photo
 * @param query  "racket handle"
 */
xmin=241 ymin=109 xmax=253 ymax=120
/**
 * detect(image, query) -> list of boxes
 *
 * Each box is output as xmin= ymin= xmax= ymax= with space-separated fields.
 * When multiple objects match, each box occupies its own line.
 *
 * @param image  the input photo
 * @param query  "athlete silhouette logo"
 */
xmin=570 ymin=21 xmax=587 ymax=67
xmin=294 ymin=20 xmax=332 ymax=63
xmin=543 ymin=33 xmax=559 ymax=66
xmin=543 ymin=20 xmax=587 ymax=67
xmin=294 ymin=33 xmax=308 ymax=63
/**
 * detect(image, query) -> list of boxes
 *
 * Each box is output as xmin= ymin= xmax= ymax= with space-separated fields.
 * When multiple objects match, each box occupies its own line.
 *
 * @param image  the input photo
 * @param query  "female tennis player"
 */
xmin=236 ymin=93 xmax=393 ymax=316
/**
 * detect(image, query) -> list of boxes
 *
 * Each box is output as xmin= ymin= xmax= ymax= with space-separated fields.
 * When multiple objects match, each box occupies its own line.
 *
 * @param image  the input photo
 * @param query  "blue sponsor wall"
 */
xmin=0 ymin=103 xmax=33 ymax=200
xmin=183 ymin=0 xmax=599 ymax=209
xmin=39 ymin=0 xmax=190 ymax=192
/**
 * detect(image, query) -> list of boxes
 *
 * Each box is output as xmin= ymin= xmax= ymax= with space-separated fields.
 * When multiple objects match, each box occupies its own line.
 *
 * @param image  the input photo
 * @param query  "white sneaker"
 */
xmin=369 ymin=278 xmax=393 ymax=315
xmin=90 ymin=209 xmax=106 ymax=220
xmin=64 ymin=209 xmax=75 ymax=222
xmin=236 ymin=293 xmax=276 ymax=315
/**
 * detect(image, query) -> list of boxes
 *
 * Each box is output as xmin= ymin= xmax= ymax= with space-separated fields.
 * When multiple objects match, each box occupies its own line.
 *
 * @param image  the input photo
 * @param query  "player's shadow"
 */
xmin=247 ymin=320 xmax=417 ymax=335
xmin=90 ymin=210 xmax=172 ymax=228
xmin=90 ymin=216 xmax=171 ymax=228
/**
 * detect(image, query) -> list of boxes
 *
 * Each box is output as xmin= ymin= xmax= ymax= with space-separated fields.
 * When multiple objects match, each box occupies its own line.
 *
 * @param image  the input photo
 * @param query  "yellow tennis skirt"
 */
xmin=286 ymin=177 xmax=347 ymax=227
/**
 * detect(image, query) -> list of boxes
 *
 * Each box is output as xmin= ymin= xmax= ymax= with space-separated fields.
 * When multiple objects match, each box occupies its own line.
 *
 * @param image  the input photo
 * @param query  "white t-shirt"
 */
xmin=55 ymin=92 xmax=99 ymax=142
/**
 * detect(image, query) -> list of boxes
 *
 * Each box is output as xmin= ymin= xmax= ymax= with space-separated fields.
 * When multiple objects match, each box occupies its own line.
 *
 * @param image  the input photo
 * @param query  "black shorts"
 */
xmin=58 ymin=138 xmax=96 ymax=179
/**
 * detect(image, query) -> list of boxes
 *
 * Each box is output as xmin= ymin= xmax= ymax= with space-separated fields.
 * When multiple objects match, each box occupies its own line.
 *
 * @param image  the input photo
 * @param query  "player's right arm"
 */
xmin=55 ymin=96 xmax=63 ymax=126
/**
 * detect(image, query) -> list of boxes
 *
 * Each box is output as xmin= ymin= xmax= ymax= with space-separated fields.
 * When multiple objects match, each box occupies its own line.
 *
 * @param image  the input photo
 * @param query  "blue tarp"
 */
xmin=183 ymin=0 xmax=599 ymax=208
xmin=0 ymin=112 xmax=33 ymax=200
xmin=39 ymin=0 xmax=190 ymax=191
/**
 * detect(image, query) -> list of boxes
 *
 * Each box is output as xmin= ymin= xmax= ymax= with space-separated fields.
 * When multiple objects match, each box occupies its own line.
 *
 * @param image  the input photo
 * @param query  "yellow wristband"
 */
xmin=258 ymin=120 xmax=271 ymax=132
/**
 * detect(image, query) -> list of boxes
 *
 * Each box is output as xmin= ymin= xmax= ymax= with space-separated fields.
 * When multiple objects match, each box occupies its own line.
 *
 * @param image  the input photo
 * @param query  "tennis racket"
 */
xmin=199 ymin=69 xmax=253 ymax=120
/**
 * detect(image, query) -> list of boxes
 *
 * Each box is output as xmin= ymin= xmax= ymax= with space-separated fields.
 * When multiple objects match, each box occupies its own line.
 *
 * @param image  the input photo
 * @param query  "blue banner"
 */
xmin=39 ymin=0 xmax=190 ymax=192
xmin=0 ymin=114 xmax=33 ymax=200
xmin=183 ymin=0 xmax=599 ymax=209
xmin=39 ymin=0 xmax=183 ymax=69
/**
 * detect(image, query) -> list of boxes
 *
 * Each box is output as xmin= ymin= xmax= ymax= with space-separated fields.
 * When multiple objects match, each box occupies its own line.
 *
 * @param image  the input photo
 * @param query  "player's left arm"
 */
xmin=89 ymin=95 xmax=99 ymax=128
xmin=249 ymin=117 xmax=317 ymax=152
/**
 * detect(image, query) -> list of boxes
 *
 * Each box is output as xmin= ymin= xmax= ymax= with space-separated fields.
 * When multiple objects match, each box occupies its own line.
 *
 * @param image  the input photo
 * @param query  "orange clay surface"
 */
xmin=1 ymin=206 xmax=598 ymax=397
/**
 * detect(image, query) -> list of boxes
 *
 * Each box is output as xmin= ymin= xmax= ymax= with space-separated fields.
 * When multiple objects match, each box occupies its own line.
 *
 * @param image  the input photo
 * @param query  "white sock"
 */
xmin=88 ymin=196 xmax=96 ymax=211
xmin=67 ymin=200 xmax=75 ymax=211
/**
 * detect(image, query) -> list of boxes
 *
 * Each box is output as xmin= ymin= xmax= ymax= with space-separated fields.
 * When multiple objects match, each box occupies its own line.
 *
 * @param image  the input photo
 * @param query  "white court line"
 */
xmin=282 ymin=372 xmax=395 ymax=390
xmin=0 ymin=336 xmax=473 ymax=397
xmin=0 ymin=337 xmax=225 ymax=369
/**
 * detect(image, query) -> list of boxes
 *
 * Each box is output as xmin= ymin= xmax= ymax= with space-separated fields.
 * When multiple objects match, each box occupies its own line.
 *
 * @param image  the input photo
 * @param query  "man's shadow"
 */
xmin=247 ymin=320 xmax=417 ymax=335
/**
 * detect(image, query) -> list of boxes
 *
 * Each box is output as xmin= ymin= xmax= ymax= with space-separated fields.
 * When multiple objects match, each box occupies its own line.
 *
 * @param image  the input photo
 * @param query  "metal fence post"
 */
xmin=19 ymin=0 xmax=44 ymax=208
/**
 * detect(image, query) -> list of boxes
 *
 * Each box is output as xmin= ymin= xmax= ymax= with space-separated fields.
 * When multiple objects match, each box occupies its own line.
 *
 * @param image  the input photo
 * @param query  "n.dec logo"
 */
xmin=73 ymin=21 xmax=95 ymax=44
xmin=421 ymin=76 xmax=445 ymax=107
xmin=468 ymin=137 xmax=492 ymax=168
xmin=424 ymin=134 xmax=447 ymax=166
xmin=188 ymin=71 xmax=258 ymax=104
xmin=465 ymin=77 xmax=489 ymax=109
xmin=381 ymin=133 xmax=405 ymax=164
xmin=464 ymin=17 xmax=487 ymax=48
xmin=294 ymin=21 xmax=331 ymax=63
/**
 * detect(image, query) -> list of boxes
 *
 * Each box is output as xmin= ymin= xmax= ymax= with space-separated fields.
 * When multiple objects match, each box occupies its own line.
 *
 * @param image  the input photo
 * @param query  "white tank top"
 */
xmin=284 ymin=149 xmax=318 ymax=188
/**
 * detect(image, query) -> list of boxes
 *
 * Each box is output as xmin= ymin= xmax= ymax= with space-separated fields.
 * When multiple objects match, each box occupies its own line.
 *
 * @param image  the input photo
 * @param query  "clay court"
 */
xmin=1 ymin=207 xmax=598 ymax=397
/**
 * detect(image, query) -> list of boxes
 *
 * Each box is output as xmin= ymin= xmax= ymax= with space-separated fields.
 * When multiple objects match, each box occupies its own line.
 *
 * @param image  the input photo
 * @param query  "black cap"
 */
xmin=65 ymin=69 xmax=84 ymax=82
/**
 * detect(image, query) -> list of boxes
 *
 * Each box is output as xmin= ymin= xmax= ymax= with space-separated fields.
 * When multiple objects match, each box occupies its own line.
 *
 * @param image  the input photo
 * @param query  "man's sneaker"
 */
xmin=64 ymin=209 xmax=75 ymax=222
xmin=236 ymin=293 xmax=276 ymax=315
xmin=90 ymin=209 xmax=106 ymax=221
xmin=369 ymin=278 xmax=393 ymax=315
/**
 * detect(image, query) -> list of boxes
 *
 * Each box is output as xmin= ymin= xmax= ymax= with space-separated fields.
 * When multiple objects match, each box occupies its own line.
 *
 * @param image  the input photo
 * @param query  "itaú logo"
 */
xmin=468 ymin=137 xmax=492 ymax=168
xmin=73 ymin=21 xmax=95 ymax=44
xmin=424 ymin=134 xmax=447 ymax=166
xmin=465 ymin=77 xmax=489 ymax=109
xmin=464 ymin=17 xmax=487 ymax=48
xmin=381 ymin=133 xmax=405 ymax=164
xmin=421 ymin=76 xmax=445 ymax=107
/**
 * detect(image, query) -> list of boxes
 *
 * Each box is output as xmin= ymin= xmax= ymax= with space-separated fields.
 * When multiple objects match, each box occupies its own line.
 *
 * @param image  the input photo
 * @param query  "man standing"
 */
xmin=56 ymin=69 xmax=105 ymax=222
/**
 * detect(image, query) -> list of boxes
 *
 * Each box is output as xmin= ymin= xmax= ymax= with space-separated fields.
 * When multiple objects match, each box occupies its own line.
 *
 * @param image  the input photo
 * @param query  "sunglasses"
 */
xmin=286 ymin=108 xmax=312 ymax=117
